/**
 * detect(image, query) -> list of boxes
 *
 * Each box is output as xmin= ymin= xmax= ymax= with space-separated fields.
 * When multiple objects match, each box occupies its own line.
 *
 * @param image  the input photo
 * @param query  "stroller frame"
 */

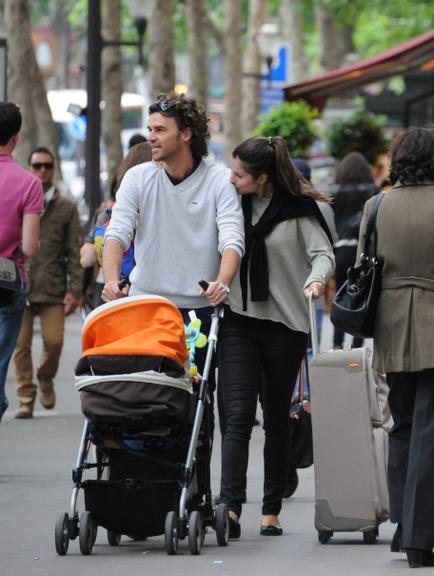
xmin=55 ymin=306 xmax=229 ymax=556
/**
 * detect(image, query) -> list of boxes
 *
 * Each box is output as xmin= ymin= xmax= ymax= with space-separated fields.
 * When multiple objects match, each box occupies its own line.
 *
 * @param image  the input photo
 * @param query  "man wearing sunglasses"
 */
xmin=12 ymin=147 xmax=83 ymax=419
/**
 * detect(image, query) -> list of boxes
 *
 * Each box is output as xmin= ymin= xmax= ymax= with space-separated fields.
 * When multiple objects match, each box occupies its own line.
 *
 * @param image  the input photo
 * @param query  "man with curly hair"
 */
xmin=102 ymin=92 xmax=244 ymax=308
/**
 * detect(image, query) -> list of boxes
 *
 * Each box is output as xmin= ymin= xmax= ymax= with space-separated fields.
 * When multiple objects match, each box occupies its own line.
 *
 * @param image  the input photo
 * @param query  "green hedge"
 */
xmin=253 ymin=101 xmax=319 ymax=158
xmin=325 ymin=110 xmax=388 ymax=165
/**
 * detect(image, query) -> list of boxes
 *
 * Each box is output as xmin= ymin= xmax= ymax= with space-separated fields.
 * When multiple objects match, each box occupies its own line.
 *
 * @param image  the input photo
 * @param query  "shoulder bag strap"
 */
xmin=363 ymin=192 xmax=385 ymax=259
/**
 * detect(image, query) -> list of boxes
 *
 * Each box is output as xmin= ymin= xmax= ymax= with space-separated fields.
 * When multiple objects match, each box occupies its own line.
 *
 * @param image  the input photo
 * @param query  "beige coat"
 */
xmin=358 ymin=182 xmax=434 ymax=373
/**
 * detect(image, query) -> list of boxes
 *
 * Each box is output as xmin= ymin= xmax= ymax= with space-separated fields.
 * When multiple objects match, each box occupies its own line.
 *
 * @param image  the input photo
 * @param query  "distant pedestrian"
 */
xmin=0 ymin=103 xmax=43 ymax=422
xmin=331 ymin=151 xmax=378 ymax=349
xmin=80 ymin=141 xmax=153 ymax=308
xmin=128 ymin=133 xmax=147 ymax=149
xmin=13 ymin=147 xmax=83 ymax=419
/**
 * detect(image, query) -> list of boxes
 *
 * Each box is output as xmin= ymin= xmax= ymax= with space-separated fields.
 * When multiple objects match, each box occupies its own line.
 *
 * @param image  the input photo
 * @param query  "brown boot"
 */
xmin=39 ymin=382 xmax=56 ymax=410
xmin=14 ymin=401 xmax=34 ymax=419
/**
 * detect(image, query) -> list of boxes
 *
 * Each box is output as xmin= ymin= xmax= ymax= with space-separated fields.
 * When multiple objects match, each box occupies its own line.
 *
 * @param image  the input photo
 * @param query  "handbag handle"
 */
xmin=292 ymin=355 xmax=310 ymax=403
xmin=361 ymin=192 xmax=385 ymax=261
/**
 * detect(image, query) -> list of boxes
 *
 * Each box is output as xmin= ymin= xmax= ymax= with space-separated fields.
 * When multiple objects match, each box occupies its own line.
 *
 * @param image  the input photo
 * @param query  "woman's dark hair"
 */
xmin=232 ymin=136 xmax=329 ymax=202
xmin=149 ymin=93 xmax=210 ymax=163
xmin=335 ymin=151 xmax=374 ymax=185
xmin=109 ymin=142 xmax=153 ymax=200
xmin=389 ymin=127 xmax=434 ymax=185
xmin=0 ymin=102 xmax=22 ymax=146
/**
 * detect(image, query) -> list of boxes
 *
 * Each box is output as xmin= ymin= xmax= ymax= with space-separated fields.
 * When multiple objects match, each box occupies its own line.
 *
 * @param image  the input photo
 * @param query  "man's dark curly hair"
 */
xmin=389 ymin=127 xmax=434 ymax=185
xmin=149 ymin=93 xmax=210 ymax=162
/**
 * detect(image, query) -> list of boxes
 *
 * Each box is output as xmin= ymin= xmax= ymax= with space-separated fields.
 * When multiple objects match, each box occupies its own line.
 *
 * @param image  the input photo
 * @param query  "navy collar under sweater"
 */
xmin=240 ymin=191 xmax=333 ymax=311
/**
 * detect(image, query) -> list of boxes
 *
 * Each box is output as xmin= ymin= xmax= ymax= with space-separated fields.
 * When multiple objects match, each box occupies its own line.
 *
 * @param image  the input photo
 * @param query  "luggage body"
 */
xmin=308 ymin=295 xmax=389 ymax=544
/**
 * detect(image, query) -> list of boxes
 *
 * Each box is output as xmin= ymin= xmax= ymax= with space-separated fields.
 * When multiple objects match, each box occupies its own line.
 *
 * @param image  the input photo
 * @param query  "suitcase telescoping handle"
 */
xmin=308 ymin=291 xmax=319 ymax=357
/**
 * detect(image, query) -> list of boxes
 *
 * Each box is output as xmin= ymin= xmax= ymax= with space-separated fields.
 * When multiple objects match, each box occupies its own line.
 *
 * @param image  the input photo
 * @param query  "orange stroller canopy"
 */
xmin=81 ymin=295 xmax=188 ymax=367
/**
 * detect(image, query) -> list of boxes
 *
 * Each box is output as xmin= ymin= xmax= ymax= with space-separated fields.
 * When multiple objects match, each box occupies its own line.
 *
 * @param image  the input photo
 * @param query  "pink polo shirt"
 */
xmin=0 ymin=154 xmax=43 ymax=282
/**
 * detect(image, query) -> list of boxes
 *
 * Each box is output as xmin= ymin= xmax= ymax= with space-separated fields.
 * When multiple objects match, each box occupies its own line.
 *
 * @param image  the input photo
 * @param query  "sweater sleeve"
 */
xmin=300 ymin=217 xmax=335 ymax=288
xmin=215 ymin=175 xmax=245 ymax=257
xmin=104 ymin=168 xmax=139 ymax=251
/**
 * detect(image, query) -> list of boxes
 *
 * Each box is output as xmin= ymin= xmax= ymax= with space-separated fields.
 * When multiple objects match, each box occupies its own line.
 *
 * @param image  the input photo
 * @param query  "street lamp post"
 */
xmin=256 ymin=22 xmax=280 ymax=89
xmin=85 ymin=0 xmax=153 ymax=228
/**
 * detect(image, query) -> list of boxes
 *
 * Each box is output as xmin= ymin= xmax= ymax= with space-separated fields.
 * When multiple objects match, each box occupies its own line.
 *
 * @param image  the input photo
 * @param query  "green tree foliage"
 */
xmin=253 ymin=101 xmax=319 ymax=157
xmin=325 ymin=109 xmax=388 ymax=165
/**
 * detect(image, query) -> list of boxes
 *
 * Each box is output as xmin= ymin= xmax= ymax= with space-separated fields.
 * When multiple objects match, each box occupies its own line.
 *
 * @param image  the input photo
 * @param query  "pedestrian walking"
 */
xmin=218 ymin=136 xmax=334 ymax=538
xmin=0 ymin=103 xmax=43 ymax=422
xmin=80 ymin=141 xmax=153 ymax=308
xmin=357 ymin=127 xmax=434 ymax=568
xmin=331 ymin=151 xmax=378 ymax=349
xmin=13 ymin=147 xmax=83 ymax=418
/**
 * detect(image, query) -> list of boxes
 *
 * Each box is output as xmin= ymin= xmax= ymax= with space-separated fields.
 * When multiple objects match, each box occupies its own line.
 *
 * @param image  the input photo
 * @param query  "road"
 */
xmin=0 ymin=312 xmax=412 ymax=575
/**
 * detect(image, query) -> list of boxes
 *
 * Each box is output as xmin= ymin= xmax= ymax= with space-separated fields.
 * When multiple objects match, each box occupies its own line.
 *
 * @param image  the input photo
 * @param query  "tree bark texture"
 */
xmin=242 ymin=0 xmax=266 ymax=139
xmin=315 ymin=3 xmax=355 ymax=71
xmin=223 ymin=0 xmax=242 ymax=163
xmin=280 ymin=0 xmax=306 ymax=84
xmin=186 ymin=0 xmax=208 ymax=107
xmin=102 ymin=0 xmax=123 ymax=191
xmin=5 ymin=0 xmax=61 ymax=177
xmin=148 ymin=0 xmax=175 ymax=99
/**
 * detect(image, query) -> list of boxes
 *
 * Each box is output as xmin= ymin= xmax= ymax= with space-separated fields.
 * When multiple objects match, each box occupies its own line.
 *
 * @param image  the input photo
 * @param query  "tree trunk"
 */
xmin=54 ymin=0 xmax=71 ymax=89
xmin=280 ymin=0 xmax=306 ymax=84
xmin=5 ymin=0 xmax=61 ymax=177
xmin=148 ymin=0 xmax=175 ymax=99
xmin=241 ymin=0 xmax=266 ymax=139
xmin=315 ymin=3 xmax=354 ymax=71
xmin=101 ymin=0 xmax=123 ymax=191
xmin=223 ymin=0 xmax=242 ymax=163
xmin=5 ymin=0 xmax=37 ymax=167
xmin=186 ymin=0 xmax=208 ymax=107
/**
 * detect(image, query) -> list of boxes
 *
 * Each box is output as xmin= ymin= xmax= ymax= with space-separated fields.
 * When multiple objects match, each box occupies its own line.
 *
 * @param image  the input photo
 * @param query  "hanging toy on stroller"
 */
xmin=54 ymin=291 xmax=228 ymax=556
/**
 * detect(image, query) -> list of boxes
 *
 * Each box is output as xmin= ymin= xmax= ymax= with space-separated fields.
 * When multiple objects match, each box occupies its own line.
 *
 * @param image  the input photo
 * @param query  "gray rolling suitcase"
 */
xmin=308 ymin=294 xmax=390 ymax=545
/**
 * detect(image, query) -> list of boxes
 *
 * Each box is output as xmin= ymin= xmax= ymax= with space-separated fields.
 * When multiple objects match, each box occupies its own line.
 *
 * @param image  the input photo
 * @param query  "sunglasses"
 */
xmin=31 ymin=162 xmax=54 ymax=170
xmin=156 ymin=98 xmax=174 ymax=113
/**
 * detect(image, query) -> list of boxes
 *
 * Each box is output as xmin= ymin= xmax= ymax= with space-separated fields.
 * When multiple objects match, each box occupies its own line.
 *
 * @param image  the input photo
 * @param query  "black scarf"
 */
xmin=240 ymin=192 xmax=333 ymax=311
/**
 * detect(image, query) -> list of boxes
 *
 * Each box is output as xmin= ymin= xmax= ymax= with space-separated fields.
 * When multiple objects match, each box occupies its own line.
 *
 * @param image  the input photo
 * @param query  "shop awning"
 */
xmin=284 ymin=29 xmax=434 ymax=110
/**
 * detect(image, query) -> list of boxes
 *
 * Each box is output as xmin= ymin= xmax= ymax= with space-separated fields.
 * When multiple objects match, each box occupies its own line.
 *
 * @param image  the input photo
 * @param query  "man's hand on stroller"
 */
xmin=198 ymin=279 xmax=230 ymax=307
xmin=102 ymin=279 xmax=130 ymax=302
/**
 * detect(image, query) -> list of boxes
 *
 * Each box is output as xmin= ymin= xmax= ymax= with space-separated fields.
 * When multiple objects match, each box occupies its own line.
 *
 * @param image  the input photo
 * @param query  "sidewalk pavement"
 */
xmin=0 ymin=312 xmax=413 ymax=576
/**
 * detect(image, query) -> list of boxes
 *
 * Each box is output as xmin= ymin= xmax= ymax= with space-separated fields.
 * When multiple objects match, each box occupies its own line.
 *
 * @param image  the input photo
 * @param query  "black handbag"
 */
xmin=331 ymin=192 xmax=385 ymax=338
xmin=288 ymin=356 xmax=313 ymax=469
xmin=0 ymin=251 xmax=22 ymax=308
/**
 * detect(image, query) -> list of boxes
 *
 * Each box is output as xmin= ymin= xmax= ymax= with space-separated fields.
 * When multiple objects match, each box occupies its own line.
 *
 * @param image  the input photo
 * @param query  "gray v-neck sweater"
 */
xmin=105 ymin=160 xmax=245 ymax=308
xmin=229 ymin=196 xmax=334 ymax=333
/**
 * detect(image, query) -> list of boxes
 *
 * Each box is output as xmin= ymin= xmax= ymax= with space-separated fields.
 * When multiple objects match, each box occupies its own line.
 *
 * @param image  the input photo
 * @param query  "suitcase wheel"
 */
xmin=318 ymin=530 xmax=333 ymax=544
xmin=363 ymin=529 xmax=378 ymax=545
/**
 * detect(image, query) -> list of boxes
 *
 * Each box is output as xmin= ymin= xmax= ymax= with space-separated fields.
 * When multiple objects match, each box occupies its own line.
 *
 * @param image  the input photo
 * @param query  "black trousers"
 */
xmin=333 ymin=246 xmax=363 ymax=348
xmin=218 ymin=309 xmax=307 ymax=518
xmin=387 ymin=369 xmax=434 ymax=551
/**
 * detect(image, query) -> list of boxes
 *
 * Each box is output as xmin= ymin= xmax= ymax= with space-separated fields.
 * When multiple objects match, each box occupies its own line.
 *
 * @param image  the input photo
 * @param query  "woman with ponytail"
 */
xmin=218 ymin=136 xmax=334 ymax=538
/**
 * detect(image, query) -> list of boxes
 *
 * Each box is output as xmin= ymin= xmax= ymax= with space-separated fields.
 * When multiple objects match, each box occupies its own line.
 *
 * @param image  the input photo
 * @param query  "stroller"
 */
xmin=54 ymin=294 xmax=229 ymax=556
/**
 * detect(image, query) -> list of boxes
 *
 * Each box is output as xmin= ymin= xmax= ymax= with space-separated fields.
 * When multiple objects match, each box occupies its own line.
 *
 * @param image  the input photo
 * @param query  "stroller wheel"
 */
xmin=215 ymin=502 xmax=229 ymax=546
xmin=107 ymin=530 xmax=121 ymax=546
xmin=55 ymin=512 xmax=70 ymax=556
xmin=188 ymin=511 xmax=203 ymax=555
xmin=79 ymin=511 xmax=95 ymax=555
xmin=164 ymin=511 xmax=178 ymax=555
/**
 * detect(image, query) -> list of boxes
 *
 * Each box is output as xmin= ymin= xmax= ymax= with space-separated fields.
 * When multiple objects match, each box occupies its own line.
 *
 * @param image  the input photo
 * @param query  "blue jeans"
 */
xmin=0 ymin=287 xmax=26 ymax=420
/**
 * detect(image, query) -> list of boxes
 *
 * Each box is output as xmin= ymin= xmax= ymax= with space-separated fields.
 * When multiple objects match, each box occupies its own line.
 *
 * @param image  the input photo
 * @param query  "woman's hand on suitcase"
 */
xmin=102 ymin=279 xmax=129 ymax=302
xmin=304 ymin=282 xmax=325 ymax=299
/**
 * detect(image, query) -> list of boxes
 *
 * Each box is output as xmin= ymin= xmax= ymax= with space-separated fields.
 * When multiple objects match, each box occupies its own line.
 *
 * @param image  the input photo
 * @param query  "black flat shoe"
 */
xmin=406 ymin=550 xmax=434 ymax=568
xmin=390 ymin=524 xmax=402 ymax=552
xmin=260 ymin=524 xmax=283 ymax=536
xmin=228 ymin=513 xmax=241 ymax=539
